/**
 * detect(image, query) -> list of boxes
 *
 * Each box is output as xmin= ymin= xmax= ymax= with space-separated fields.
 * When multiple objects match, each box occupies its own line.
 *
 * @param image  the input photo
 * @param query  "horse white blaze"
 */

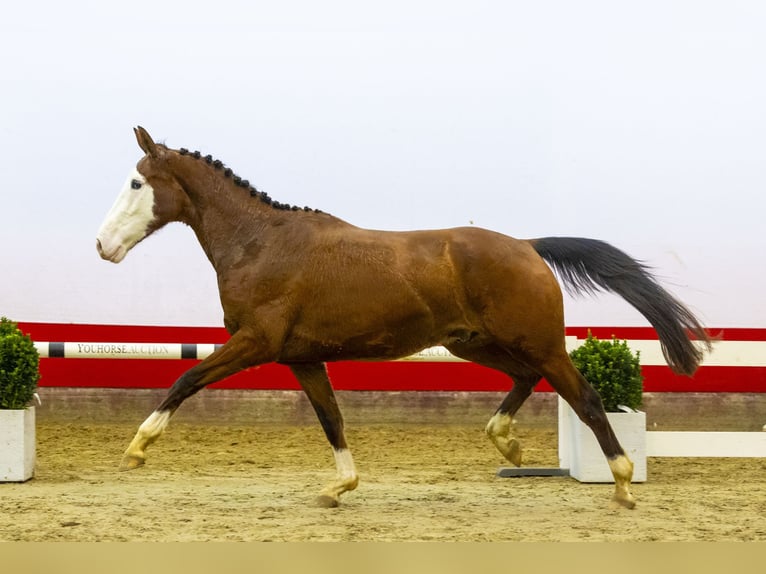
xmin=96 ymin=168 xmax=155 ymax=263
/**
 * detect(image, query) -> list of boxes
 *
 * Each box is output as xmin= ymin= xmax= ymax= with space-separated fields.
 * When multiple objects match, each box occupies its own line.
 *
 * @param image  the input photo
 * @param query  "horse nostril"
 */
xmin=96 ymin=238 xmax=103 ymax=254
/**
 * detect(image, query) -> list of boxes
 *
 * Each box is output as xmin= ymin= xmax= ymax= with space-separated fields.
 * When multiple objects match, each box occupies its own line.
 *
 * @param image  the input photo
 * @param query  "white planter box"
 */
xmin=558 ymin=398 xmax=646 ymax=483
xmin=0 ymin=407 xmax=36 ymax=482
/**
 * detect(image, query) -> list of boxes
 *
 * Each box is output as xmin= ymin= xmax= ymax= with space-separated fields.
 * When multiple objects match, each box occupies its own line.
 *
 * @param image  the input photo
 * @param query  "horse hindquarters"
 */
xmin=450 ymin=236 xmax=636 ymax=507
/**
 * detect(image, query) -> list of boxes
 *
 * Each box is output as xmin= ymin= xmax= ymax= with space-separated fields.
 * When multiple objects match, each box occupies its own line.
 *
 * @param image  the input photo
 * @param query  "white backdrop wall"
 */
xmin=1 ymin=1 xmax=764 ymax=328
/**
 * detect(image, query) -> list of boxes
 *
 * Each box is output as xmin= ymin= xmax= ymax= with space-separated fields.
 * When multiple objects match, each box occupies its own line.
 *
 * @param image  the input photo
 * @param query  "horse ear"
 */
xmin=134 ymin=126 xmax=159 ymax=158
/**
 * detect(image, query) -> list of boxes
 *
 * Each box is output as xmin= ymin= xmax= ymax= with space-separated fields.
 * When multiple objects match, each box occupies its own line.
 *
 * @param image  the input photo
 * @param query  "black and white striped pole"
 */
xmin=34 ymin=342 xmax=223 ymax=361
xmin=32 ymin=342 xmax=468 ymax=362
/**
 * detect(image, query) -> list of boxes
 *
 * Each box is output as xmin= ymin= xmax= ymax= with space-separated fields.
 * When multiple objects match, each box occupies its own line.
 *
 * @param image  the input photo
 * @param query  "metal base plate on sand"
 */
xmin=497 ymin=467 xmax=570 ymax=478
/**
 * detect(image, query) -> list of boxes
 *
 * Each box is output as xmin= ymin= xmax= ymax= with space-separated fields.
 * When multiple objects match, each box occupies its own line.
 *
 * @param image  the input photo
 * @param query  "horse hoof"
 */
xmin=505 ymin=439 xmax=522 ymax=467
xmin=494 ymin=438 xmax=522 ymax=466
xmin=314 ymin=495 xmax=340 ymax=508
xmin=119 ymin=454 xmax=145 ymax=471
xmin=612 ymin=493 xmax=636 ymax=510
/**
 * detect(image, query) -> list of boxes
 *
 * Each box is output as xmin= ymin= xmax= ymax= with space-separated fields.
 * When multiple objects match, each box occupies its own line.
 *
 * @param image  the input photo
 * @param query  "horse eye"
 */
xmin=131 ymin=179 xmax=142 ymax=190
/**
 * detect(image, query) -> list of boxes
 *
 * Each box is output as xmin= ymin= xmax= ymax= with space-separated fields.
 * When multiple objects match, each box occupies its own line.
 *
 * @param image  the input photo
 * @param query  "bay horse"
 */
xmin=97 ymin=127 xmax=711 ymax=509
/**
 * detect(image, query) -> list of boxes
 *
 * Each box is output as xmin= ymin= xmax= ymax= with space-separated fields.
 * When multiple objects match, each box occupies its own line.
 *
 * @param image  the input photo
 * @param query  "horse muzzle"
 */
xmin=96 ymin=237 xmax=127 ymax=263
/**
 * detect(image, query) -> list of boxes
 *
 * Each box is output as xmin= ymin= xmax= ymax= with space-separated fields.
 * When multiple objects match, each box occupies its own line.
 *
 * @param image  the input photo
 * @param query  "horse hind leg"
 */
xmin=485 ymin=373 xmax=540 ymax=466
xmin=469 ymin=332 xmax=637 ymax=508
xmin=539 ymin=352 xmax=636 ymax=509
xmin=445 ymin=343 xmax=539 ymax=467
xmin=288 ymin=362 xmax=359 ymax=508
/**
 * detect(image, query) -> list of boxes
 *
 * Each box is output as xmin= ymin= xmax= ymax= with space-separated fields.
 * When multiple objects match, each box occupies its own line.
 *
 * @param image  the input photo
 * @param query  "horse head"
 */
xmin=96 ymin=127 xmax=188 ymax=263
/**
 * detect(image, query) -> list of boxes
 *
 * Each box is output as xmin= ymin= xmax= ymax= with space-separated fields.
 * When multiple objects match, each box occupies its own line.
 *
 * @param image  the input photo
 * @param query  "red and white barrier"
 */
xmin=34 ymin=338 xmax=764 ymax=366
xmin=18 ymin=322 xmax=766 ymax=393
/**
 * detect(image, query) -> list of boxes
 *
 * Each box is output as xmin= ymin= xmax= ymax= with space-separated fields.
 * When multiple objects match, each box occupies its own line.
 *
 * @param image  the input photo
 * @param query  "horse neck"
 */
xmin=176 ymin=167 xmax=280 ymax=271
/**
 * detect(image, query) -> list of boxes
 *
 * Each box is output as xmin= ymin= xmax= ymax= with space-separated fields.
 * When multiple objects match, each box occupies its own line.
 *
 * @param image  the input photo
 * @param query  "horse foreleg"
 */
xmin=120 ymin=410 xmax=172 ymax=470
xmin=319 ymin=447 xmax=359 ymax=508
xmin=120 ymin=330 xmax=264 ymax=471
xmin=289 ymin=363 xmax=359 ymax=508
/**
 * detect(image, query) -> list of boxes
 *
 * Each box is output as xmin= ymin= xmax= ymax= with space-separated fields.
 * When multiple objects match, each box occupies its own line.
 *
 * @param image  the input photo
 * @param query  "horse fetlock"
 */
xmin=485 ymin=413 xmax=522 ymax=466
xmin=485 ymin=412 xmax=512 ymax=438
xmin=314 ymin=475 xmax=358 ymax=508
xmin=137 ymin=410 xmax=171 ymax=440
xmin=330 ymin=472 xmax=360 ymax=495
xmin=608 ymin=454 xmax=634 ymax=481
xmin=344 ymin=474 xmax=360 ymax=492
xmin=118 ymin=411 xmax=170 ymax=471
xmin=608 ymin=454 xmax=636 ymax=509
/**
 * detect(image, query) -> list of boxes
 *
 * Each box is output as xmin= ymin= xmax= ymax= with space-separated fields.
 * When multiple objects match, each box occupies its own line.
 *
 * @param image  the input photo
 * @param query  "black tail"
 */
xmin=530 ymin=237 xmax=712 ymax=376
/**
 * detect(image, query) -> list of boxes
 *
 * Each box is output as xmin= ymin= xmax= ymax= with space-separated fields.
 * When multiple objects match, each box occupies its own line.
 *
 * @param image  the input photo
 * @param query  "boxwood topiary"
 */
xmin=569 ymin=331 xmax=643 ymax=412
xmin=0 ymin=317 xmax=40 ymax=410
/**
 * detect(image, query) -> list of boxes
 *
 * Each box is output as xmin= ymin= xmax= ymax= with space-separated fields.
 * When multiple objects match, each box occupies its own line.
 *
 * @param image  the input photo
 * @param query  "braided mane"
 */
xmin=177 ymin=147 xmax=321 ymax=213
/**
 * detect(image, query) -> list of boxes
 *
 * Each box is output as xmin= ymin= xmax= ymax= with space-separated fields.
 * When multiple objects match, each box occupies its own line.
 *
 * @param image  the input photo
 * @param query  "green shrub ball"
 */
xmin=0 ymin=317 xmax=40 ymax=410
xmin=569 ymin=332 xmax=643 ymax=412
